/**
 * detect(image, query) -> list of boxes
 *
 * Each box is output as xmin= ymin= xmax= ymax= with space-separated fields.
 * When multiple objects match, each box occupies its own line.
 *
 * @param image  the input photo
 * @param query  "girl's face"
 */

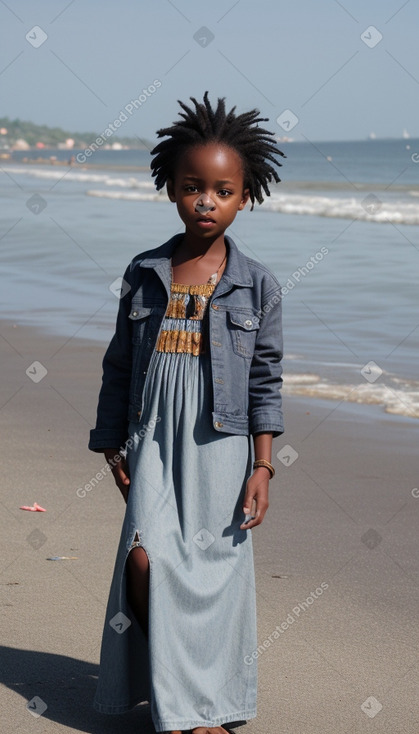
xmin=167 ymin=143 xmax=250 ymax=242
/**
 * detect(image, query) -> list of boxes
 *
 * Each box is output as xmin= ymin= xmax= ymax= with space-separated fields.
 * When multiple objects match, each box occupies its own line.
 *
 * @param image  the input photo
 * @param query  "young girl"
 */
xmin=89 ymin=92 xmax=285 ymax=734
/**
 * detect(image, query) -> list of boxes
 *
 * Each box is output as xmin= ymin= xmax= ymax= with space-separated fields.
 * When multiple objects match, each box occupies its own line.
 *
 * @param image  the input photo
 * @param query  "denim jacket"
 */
xmin=88 ymin=233 xmax=284 ymax=452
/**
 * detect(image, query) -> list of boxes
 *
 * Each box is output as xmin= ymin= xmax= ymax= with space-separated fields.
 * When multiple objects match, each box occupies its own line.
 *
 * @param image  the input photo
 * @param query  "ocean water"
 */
xmin=1 ymin=139 xmax=419 ymax=419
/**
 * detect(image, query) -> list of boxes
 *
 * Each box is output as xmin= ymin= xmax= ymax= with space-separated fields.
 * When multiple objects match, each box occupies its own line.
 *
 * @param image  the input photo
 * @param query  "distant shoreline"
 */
xmin=0 ymin=155 xmax=150 ymax=172
xmin=0 ymin=151 xmax=150 ymax=172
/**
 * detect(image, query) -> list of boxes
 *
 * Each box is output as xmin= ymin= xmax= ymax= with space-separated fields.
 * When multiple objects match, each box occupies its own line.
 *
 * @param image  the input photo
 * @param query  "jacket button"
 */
xmin=132 ymin=311 xmax=138 ymax=317
xmin=245 ymin=319 xmax=253 ymax=328
xmin=212 ymin=303 xmax=219 ymax=310
xmin=137 ymin=410 xmax=141 ymax=417
xmin=214 ymin=421 xmax=223 ymax=428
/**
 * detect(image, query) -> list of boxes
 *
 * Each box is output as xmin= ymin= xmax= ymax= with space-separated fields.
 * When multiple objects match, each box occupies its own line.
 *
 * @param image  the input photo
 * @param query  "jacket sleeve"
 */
xmin=248 ymin=282 xmax=284 ymax=438
xmin=88 ymin=265 xmax=133 ymax=452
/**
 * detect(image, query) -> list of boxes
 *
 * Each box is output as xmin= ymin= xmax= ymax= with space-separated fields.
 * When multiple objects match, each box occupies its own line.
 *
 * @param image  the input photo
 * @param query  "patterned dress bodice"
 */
xmin=156 ymin=275 xmax=217 ymax=356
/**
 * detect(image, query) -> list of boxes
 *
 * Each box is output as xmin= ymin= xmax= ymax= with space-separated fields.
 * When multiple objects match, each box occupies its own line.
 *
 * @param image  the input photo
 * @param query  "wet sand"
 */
xmin=1 ymin=319 xmax=418 ymax=734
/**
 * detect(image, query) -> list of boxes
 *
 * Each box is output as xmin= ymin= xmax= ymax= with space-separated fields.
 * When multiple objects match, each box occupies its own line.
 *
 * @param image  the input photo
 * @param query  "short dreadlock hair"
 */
xmin=150 ymin=91 xmax=286 ymax=210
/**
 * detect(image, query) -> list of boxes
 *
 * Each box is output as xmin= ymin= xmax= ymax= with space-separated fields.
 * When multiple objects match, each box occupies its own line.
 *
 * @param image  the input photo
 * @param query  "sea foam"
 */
xmin=283 ymin=373 xmax=419 ymax=419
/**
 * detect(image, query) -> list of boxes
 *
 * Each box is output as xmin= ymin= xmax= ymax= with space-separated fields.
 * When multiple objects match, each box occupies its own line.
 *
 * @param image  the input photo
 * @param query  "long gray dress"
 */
xmin=93 ymin=274 xmax=258 ymax=732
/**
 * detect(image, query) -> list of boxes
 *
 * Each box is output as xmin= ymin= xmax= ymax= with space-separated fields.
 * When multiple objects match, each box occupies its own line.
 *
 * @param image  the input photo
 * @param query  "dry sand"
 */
xmin=1 ymin=319 xmax=418 ymax=734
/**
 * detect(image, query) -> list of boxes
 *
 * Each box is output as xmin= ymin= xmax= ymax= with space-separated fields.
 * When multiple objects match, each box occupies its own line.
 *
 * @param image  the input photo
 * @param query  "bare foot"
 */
xmin=191 ymin=727 xmax=231 ymax=734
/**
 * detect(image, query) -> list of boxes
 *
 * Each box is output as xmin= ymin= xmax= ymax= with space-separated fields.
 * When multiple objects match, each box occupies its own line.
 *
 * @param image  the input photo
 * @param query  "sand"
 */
xmin=1 ymin=319 xmax=418 ymax=734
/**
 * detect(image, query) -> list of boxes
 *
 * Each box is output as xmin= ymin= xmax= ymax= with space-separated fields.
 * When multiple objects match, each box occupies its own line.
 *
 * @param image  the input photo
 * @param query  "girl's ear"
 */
xmin=166 ymin=179 xmax=176 ymax=202
xmin=238 ymin=188 xmax=250 ymax=211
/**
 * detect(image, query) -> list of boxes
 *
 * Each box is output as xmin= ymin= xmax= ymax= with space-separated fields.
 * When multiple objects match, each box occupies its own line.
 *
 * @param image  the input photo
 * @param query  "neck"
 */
xmin=173 ymin=232 xmax=227 ymax=265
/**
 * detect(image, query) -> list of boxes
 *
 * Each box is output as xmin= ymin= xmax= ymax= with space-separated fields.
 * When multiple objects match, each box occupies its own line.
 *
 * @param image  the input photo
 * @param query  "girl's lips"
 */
xmin=196 ymin=218 xmax=216 ymax=227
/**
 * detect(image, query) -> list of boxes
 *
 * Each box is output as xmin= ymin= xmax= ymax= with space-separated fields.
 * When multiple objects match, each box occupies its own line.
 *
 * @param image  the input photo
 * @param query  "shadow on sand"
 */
xmin=1 ymin=645 xmax=155 ymax=733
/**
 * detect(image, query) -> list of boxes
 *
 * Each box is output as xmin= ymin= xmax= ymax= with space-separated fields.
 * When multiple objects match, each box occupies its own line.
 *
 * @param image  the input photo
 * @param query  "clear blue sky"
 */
xmin=1 ymin=0 xmax=418 ymax=142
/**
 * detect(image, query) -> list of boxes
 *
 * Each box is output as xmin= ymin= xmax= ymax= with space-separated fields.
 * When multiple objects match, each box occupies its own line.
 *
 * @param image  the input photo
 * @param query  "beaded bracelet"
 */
xmin=253 ymin=459 xmax=275 ymax=479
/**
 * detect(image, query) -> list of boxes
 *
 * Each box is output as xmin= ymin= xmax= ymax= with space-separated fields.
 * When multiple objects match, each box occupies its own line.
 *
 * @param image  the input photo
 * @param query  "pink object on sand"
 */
xmin=19 ymin=502 xmax=46 ymax=512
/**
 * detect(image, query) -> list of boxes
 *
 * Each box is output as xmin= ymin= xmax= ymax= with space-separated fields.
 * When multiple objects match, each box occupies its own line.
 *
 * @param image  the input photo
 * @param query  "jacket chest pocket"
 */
xmin=129 ymin=304 xmax=163 ymax=345
xmin=228 ymin=310 xmax=260 ymax=359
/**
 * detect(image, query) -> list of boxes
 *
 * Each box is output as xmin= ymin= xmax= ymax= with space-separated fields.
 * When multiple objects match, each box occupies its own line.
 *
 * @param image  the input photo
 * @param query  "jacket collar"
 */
xmin=137 ymin=233 xmax=253 ymax=289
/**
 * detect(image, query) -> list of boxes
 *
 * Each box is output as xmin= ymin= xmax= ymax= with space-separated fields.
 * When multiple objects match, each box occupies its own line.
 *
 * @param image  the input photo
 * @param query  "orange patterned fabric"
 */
xmin=156 ymin=281 xmax=216 ymax=355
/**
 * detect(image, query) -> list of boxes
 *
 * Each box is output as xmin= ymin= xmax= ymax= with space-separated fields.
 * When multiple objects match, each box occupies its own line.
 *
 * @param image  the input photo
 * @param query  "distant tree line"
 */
xmin=0 ymin=116 xmax=150 ymax=148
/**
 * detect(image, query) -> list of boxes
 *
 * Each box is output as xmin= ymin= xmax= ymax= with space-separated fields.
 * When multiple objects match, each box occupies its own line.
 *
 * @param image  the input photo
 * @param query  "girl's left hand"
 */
xmin=240 ymin=467 xmax=270 ymax=530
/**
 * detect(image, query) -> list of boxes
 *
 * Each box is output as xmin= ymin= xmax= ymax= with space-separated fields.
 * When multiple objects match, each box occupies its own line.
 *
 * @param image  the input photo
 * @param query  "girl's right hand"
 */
xmin=104 ymin=448 xmax=130 ymax=503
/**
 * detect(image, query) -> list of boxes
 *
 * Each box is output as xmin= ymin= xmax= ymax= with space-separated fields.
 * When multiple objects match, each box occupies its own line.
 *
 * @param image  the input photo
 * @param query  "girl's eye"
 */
xmin=184 ymin=185 xmax=198 ymax=192
xmin=218 ymin=189 xmax=232 ymax=197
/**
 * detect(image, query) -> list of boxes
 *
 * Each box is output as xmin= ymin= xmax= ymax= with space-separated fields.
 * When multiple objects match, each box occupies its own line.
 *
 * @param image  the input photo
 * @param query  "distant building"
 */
xmin=13 ymin=138 xmax=30 ymax=150
xmin=57 ymin=138 xmax=75 ymax=149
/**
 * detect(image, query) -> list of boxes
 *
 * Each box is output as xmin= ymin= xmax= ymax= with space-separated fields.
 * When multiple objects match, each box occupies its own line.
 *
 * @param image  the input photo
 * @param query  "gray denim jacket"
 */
xmin=88 ymin=234 xmax=284 ymax=452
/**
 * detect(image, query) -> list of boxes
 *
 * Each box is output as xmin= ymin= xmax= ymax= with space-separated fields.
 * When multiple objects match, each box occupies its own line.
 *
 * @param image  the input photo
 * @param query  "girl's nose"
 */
xmin=194 ymin=193 xmax=215 ymax=214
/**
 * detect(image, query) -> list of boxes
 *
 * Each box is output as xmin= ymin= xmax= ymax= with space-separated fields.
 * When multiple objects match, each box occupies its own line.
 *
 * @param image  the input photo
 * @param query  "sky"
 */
xmin=0 ymin=0 xmax=418 ymax=143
